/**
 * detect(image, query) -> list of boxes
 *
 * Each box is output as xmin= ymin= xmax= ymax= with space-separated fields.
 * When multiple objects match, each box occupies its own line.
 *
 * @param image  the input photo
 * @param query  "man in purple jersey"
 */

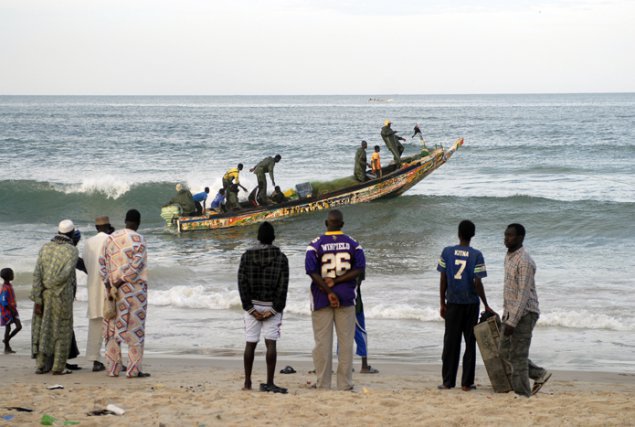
xmin=306 ymin=209 xmax=365 ymax=390
xmin=437 ymin=220 xmax=494 ymax=391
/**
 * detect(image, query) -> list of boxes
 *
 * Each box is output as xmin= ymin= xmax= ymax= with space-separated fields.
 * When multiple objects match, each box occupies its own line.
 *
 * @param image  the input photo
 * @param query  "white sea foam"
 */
xmin=539 ymin=310 xmax=632 ymax=331
xmin=365 ymin=303 xmax=441 ymax=322
xmin=52 ymin=176 xmax=133 ymax=199
xmin=150 ymin=285 xmax=242 ymax=310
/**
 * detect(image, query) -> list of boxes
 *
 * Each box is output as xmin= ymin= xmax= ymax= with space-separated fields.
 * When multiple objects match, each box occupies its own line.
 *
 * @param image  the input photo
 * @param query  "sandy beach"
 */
xmin=1 ymin=353 xmax=634 ymax=426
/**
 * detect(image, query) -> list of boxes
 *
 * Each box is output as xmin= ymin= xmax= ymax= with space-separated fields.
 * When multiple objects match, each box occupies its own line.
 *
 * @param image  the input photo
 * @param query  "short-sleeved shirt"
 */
xmin=223 ymin=168 xmax=241 ymax=184
xmin=1 ymin=282 xmax=18 ymax=325
xmin=437 ymin=245 xmax=487 ymax=305
xmin=305 ymin=231 xmax=366 ymax=310
xmin=210 ymin=192 xmax=225 ymax=209
xmin=371 ymin=152 xmax=381 ymax=170
xmin=192 ymin=191 xmax=208 ymax=203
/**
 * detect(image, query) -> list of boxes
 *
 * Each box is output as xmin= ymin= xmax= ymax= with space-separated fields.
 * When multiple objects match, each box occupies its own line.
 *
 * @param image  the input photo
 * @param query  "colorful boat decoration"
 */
xmin=162 ymin=138 xmax=464 ymax=232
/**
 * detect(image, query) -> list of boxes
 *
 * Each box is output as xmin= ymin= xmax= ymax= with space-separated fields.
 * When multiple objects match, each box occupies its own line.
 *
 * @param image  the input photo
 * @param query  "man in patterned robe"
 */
xmin=31 ymin=219 xmax=79 ymax=375
xmin=100 ymin=209 xmax=150 ymax=378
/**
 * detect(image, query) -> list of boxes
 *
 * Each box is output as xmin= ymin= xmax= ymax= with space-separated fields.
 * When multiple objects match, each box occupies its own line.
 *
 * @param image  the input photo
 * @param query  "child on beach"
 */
xmin=1 ymin=268 xmax=21 ymax=354
xmin=371 ymin=145 xmax=382 ymax=178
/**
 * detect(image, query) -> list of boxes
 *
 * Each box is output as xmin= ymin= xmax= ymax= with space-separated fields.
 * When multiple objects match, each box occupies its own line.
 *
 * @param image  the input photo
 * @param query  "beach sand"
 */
xmin=1 ymin=353 xmax=634 ymax=426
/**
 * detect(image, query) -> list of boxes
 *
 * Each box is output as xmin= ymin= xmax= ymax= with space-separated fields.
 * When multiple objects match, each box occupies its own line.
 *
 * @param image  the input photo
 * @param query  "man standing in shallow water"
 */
xmin=306 ymin=209 xmax=365 ymax=390
xmin=499 ymin=223 xmax=551 ymax=397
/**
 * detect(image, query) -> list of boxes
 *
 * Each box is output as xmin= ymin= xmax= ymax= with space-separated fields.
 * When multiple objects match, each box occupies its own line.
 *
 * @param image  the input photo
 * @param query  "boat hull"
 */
xmin=169 ymin=138 xmax=463 ymax=232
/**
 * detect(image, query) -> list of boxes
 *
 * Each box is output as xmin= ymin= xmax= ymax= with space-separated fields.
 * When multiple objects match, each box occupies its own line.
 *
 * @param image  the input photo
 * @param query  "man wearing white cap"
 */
xmin=83 ymin=216 xmax=114 ymax=372
xmin=31 ymin=219 xmax=79 ymax=375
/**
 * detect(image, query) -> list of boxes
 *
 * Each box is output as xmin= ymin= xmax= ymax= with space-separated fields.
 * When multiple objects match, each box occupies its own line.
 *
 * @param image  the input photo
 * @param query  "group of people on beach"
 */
xmin=236 ymin=210 xmax=550 ymax=397
xmin=3 ymin=174 xmax=549 ymax=397
xmin=1 ymin=210 xmax=149 ymax=377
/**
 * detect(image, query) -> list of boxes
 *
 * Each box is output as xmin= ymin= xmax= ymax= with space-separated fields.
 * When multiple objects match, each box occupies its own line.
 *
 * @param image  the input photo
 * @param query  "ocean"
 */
xmin=1 ymin=94 xmax=634 ymax=372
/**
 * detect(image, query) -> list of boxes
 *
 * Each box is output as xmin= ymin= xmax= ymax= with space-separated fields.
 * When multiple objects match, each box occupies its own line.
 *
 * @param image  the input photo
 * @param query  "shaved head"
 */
xmin=325 ymin=209 xmax=344 ymax=231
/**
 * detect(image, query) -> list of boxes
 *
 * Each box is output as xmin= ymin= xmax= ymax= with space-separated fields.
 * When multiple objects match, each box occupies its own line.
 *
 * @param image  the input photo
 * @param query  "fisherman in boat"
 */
xmin=380 ymin=120 xmax=406 ymax=167
xmin=164 ymin=183 xmax=196 ymax=216
xmin=371 ymin=145 xmax=382 ymax=179
xmin=209 ymin=188 xmax=226 ymax=213
xmin=192 ymin=187 xmax=210 ymax=215
xmin=354 ymin=140 xmax=371 ymax=182
xmin=222 ymin=164 xmax=248 ymax=193
xmin=226 ymin=183 xmax=241 ymax=211
xmin=248 ymin=187 xmax=259 ymax=207
xmin=270 ymin=186 xmax=287 ymax=204
xmin=250 ymin=154 xmax=281 ymax=205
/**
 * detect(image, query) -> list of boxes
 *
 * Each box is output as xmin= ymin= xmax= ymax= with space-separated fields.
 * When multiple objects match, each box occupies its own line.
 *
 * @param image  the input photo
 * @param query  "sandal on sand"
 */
xmin=531 ymin=371 xmax=552 ymax=395
xmin=280 ymin=365 xmax=296 ymax=374
xmin=260 ymin=383 xmax=288 ymax=394
xmin=35 ymin=368 xmax=50 ymax=375
xmin=65 ymin=363 xmax=82 ymax=371
xmin=127 ymin=372 xmax=151 ymax=378
xmin=461 ymin=384 xmax=477 ymax=391
xmin=360 ymin=366 xmax=379 ymax=374
xmin=52 ymin=369 xmax=73 ymax=375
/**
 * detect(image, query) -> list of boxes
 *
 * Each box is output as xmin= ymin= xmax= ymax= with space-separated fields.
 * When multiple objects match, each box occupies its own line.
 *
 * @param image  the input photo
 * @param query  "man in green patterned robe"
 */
xmin=31 ymin=219 xmax=79 ymax=375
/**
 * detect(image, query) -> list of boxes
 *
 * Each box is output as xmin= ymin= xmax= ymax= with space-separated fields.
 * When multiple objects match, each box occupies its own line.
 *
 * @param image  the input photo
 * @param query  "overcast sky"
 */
xmin=1 ymin=0 xmax=633 ymax=95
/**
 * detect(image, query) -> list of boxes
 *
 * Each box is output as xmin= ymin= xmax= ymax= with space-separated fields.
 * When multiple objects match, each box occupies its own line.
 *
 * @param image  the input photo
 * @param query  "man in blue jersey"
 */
xmin=437 ymin=220 xmax=494 ymax=391
xmin=306 ymin=209 xmax=365 ymax=390
xmin=192 ymin=187 xmax=210 ymax=215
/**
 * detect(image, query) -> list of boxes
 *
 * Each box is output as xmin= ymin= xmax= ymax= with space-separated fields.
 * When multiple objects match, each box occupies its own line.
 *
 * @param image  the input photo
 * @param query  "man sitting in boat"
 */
xmin=209 ymin=188 xmax=226 ymax=213
xmin=381 ymin=120 xmax=406 ymax=167
xmin=248 ymin=187 xmax=259 ymax=207
xmin=222 ymin=164 xmax=248 ymax=193
xmin=164 ymin=183 xmax=197 ymax=216
xmin=250 ymin=154 xmax=282 ymax=205
xmin=270 ymin=186 xmax=287 ymax=204
xmin=354 ymin=140 xmax=371 ymax=182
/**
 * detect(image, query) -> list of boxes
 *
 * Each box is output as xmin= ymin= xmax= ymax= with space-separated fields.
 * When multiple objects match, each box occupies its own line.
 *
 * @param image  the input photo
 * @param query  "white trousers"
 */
xmin=85 ymin=317 xmax=104 ymax=362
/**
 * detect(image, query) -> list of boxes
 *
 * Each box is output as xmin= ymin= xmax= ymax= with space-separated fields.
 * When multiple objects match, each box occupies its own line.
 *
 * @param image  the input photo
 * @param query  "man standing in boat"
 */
xmin=381 ymin=120 xmax=406 ymax=167
xmin=250 ymin=154 xmax=281 ymax=206
xmin=222 ymin=164 xmax=248 ymax=193
xmin=354 ymin=140 xmax=370 ymax=182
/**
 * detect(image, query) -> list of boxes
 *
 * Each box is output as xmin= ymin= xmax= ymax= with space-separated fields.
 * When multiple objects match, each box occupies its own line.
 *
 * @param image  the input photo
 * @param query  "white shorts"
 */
xmin=244 ymin=305 xmax=283 ymax=343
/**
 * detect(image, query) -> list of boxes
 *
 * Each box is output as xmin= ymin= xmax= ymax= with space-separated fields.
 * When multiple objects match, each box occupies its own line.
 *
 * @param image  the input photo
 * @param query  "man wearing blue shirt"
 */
xmin=192 ymin=187 xmax=210 ymax=215
xmin=437 ymin=220 xmax=494 ymax=391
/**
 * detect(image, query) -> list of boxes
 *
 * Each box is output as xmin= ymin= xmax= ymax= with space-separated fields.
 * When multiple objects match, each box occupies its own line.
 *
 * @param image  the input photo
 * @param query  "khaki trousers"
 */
xmin=85 ymin=317 xmax=104 ymax=362
xmin=312 ymin=305 xmax=355 ymax=390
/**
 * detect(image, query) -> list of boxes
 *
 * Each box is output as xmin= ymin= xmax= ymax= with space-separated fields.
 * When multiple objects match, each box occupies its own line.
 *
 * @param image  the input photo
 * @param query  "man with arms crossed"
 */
xmin=238 ymin=222 xmax=289 ymax=394
xmin=500 ymin=223 xmax=551 ymax=397
xmin=437 ymin=220 xmax=493 ymax=391
xmin=306 ymin=209 xmax=365 ymax=390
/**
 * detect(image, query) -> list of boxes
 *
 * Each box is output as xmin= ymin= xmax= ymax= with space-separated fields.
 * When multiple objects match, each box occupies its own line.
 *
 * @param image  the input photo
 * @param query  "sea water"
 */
xmin=1 ymin=94 xmax=634 ymax=372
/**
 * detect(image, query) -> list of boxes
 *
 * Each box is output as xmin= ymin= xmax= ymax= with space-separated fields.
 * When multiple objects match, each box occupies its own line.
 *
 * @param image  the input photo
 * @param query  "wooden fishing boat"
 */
xmin=162 ymin=138 xmax=464 ymax=232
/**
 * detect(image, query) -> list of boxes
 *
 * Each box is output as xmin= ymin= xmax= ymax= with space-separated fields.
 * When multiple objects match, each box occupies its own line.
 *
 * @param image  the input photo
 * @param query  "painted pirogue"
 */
xmin=161 ymin=138 xmax=464 ymax=232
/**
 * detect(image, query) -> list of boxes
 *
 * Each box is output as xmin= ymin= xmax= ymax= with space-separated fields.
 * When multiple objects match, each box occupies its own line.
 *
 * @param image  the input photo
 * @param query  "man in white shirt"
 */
xmin=83 ymin=216 xmax=114 ymax=372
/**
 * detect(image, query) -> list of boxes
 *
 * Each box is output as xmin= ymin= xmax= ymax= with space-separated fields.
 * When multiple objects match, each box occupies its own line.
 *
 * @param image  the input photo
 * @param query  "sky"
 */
xmin=0 ymin=0 xmax=633 ymax=95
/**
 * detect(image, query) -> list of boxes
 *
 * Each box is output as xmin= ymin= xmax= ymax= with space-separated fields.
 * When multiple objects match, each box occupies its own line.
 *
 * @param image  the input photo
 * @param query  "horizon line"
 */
xmin=1 ymin=91 xmax=634 ymax=97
